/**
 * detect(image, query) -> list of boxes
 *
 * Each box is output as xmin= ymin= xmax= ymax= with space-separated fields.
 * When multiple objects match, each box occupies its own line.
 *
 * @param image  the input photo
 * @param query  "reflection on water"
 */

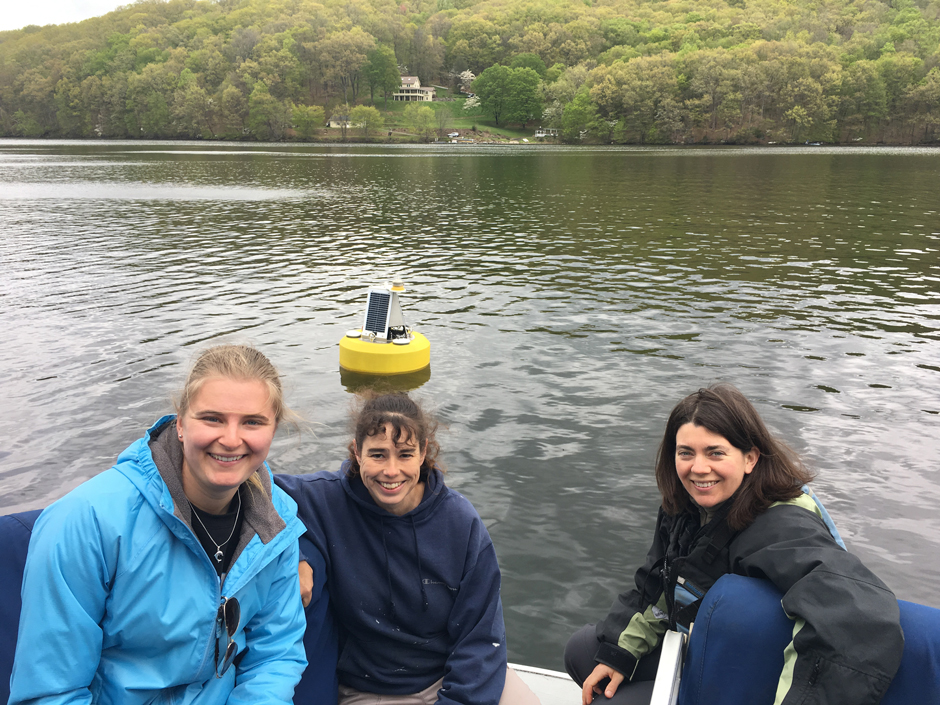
xmin=339 ymin=366 xmax=432 ymax=393
xmin=1 ymin=141 xmax=938 ymax=670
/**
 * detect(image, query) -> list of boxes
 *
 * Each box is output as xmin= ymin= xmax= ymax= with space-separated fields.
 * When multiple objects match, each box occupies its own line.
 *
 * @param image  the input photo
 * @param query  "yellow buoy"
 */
xmin=339 ymin=331 xmax=430 ymax=375
xmin=339 ymin=279 xmax=430 ymax=375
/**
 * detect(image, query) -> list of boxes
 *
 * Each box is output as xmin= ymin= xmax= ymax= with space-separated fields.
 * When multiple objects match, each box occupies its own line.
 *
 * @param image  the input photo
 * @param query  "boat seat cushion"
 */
xmin=678 ymin=573 xmax=940 ymax=705
xmin=0 ymin=509 xmax=338 ymax=704
xmin=0 ymin=510 xmax=42 ymax=705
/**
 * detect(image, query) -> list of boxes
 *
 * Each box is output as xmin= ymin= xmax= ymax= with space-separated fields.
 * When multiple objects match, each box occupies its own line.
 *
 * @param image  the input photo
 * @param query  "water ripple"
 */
xmin=1 ymin=142 xmax=939 ymax=669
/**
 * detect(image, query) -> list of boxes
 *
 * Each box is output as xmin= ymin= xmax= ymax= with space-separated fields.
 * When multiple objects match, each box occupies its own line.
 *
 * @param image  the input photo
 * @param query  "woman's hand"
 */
xmin=298 ymin=560 xmax=313 ymax=607
xmin=582 ymin=663 xmax=625 ymax=704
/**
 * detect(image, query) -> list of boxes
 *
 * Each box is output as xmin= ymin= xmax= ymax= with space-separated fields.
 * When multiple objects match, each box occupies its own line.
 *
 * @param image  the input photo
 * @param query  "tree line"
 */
xmin=0 ymin=0 xmax=938 ymax=143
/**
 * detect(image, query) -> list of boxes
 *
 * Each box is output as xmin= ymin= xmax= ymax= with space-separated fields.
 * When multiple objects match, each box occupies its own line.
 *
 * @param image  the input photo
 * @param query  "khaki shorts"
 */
xmin=337 ymin=667 xmax=541 ymax=705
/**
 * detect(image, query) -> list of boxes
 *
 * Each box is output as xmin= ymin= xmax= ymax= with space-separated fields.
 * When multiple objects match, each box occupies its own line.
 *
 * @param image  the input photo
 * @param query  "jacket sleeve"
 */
xmin=733 ymin=504 xmax=904 ymax=705
xmin=228 ymin=526 xmax=308 ymax=705
xmin=9 ymin=498 xmax=113 ymax=705
xmin=593 ymin=509 xmax=670 ymax=680
xmin=436 ymin=520 xmax=507 ymax=705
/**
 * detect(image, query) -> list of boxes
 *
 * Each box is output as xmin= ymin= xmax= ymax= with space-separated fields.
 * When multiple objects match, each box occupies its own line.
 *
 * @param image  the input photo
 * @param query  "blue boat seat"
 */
xmin=678 ymin=573 xmax=940 ymax=705
xmin=0 ymin=509 xmax=338 ymax=704
xmin=0 ymin=510 xmax=41 ymax=705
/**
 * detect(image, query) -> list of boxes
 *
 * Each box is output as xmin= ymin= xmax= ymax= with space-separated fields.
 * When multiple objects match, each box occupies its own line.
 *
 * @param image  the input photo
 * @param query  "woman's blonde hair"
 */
xmin=177 ymin=345 xmax=295 ymax=495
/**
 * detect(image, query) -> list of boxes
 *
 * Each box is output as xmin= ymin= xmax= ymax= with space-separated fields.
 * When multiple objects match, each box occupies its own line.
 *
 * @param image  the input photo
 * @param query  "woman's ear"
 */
xmin=419 ymin=439 xmax=428 ymax=467
xmin=743 ymin=448 xmax=760 ymax=474
xmin=353 ymin=440 xmax=361 ymax=464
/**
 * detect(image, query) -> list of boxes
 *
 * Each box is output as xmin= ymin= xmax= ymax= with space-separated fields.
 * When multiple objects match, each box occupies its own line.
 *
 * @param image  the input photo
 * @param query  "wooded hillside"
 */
xmin=1 ymin=0 xmax=938 ymax=143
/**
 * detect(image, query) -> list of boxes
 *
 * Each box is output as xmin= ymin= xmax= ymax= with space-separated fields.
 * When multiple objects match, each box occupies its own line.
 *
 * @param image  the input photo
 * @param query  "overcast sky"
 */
xmin=1 ymin=0 xmax=127 ymax=33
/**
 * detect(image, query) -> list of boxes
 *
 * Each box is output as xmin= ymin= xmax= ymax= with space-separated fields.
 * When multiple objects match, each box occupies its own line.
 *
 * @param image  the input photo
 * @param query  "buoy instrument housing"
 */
xmin=339 ymin=279 xmax=430 ymax=375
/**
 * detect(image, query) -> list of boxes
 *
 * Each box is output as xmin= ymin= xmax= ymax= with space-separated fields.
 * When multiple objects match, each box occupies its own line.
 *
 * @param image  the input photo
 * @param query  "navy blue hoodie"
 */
xmin=275 ymin=466 xmax=507 ymax=705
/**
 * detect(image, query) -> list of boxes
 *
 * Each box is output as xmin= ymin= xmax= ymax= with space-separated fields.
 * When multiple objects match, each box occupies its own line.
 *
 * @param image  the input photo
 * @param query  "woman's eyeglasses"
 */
xmin=216 ymin=596 xmax=240 ymax=678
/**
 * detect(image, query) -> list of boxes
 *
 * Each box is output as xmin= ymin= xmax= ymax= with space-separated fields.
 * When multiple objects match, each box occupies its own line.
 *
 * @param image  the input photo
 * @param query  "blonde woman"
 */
xmin=10 ymin=345 xmax=308 ymax=704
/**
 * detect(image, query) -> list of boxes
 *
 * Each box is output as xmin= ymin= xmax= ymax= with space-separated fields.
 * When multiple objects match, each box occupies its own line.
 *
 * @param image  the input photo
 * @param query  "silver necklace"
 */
xmin=190 ymin=491 xmax=241 ymax=564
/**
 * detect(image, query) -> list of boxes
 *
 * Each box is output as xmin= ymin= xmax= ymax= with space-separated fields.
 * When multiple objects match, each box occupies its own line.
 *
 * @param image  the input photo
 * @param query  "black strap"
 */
xmin=702 ymin=519 xmax=737 ymax=565
xmin=672 ymin=518 xmax=739 ymax=628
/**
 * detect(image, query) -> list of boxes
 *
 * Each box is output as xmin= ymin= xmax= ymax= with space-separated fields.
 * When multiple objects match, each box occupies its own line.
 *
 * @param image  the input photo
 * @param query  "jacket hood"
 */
xmin=148 ymin=417 xmax=286 ymax=546
xmin=115 ymin=415 xmax=302 ymax=591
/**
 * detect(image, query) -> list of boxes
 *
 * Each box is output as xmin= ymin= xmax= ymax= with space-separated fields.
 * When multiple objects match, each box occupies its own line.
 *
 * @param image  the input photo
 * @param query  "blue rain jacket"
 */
xmin=9 ymin=416 xmax=308 ymax=705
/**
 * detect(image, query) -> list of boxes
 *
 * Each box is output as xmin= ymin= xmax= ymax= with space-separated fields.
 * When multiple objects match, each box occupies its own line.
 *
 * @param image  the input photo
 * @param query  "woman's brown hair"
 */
xmin=655 ymin=384 xmax=814 ymax=530
xmin=345 ymin=392 xmax=441 ymax=482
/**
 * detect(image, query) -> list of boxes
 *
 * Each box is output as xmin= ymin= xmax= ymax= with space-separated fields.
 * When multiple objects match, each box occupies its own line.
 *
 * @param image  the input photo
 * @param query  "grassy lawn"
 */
xmin=448 ymin=117 xmax=533 ymax=139
xmin=350 ymin=91 xmax=537 ymax=141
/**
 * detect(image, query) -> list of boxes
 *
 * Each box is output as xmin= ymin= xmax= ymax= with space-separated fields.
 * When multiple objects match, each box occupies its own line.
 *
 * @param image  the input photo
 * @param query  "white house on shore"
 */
xmin=327 ymin=113 xmax=351 ymax=128
xmin=392 ymin=76 xmax=435 ymax=102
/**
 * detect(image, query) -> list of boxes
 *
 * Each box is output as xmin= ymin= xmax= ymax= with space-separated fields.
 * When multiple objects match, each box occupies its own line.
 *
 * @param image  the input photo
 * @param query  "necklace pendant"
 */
xmin=214 ymin=549 xmax=224 ymax=563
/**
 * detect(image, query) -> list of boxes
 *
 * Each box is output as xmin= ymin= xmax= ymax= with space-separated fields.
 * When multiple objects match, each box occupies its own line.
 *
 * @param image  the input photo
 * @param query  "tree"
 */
xmin=902 ymin=68 xmax=940 ymax=143
xmin=685 ymin=49 xmax=742 ymax=134
xmin=561 ymin=90 xmax=597 ymax=142
xmin=218 ymin=83 xmax=248 ymax=138
xmin=589 ymin=55 xmax=680 ymax=143
xmin=366 ymin=46 xmax=401 ymax=106
xmin=317 ymin=28 xmax=376 ymax=104
xmin=247 ymin=82 xmax=290 ymax=140
xmin=472 ymin=64 xmax=512 ymax=124
xmin=839 ymin=60 xmax=887 ymax=138
xmin=292 ymin=104 xmax=325 ymax=140
xmin=509 ymin=53 xmax=547 ymax=77
xmin=404 ymin=103 xmax=435 ymax=141
xmin=172 ymin=69 xmax=213 ymax=138
xmin=54 ymin=77 xmax=86 ymax=137
xmin=473 ymin=65 xmax=542 ymax=127
xmin=349 ymin=104 xmax=383 ymax=136
xmin=172 ymin=82 xmax=213 ymax=138
xmin=435 ymin=105 xmax=453 ymax=137
xmin=446 ymin=17 xmax=502 ymax=73
xmin=506 ymin=67 xmax=542 ymax=127
xmin=334 ymin=105 xmax=350 ymax=141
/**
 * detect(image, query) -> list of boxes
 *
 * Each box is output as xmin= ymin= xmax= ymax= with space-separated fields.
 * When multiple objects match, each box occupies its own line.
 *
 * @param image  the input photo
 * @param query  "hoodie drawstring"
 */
xmin=412 ymin=516 xmax=429 ymax=612
xmin=381 ymin=517 xmax=396 ymax=617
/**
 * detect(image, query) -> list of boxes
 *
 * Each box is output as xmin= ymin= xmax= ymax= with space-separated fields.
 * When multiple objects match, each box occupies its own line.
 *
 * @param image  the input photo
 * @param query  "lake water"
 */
xmin=1 ymin=140 xmax=938 ymax=671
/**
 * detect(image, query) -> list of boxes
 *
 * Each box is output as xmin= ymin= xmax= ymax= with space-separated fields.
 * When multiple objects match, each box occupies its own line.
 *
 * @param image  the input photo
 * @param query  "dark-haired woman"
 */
xmin=564 ymin=384 xmax=903 ymax=705
xmin=275 ymin=393 xmax=540 ymax=705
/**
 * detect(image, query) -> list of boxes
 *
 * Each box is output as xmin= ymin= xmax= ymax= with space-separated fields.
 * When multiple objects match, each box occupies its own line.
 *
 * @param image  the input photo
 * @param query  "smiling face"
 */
xmin=675 ymin=423 xmax=759 ymax=509
xmin=176 ymin=377 xmax=276 ymax=514
xmin=355 ymin=423 xmax=427 ymax=516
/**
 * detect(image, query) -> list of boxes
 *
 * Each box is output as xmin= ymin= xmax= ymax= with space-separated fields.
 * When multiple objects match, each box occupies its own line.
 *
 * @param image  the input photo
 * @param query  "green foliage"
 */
xmin=404 ymin=103 xmax=435 ymax=140
xmin=366 ymin=46 xmax=401 ymax=105
xmin=509 ymin=53 xmax=547 ymax=77
xmin=349 ymin=104 xmax=384 ymax=135
xmin=315 ymin=28 xmax=376 ymax=104
xmin=247 ymin=82 xmax=290 ymax=140
xmin=472 ymin=65 xmax=541 ymax=126
xmin=472 ymin=64 xmax=512 ymax=124
xmin=561 ymin=90 xmax=597 ymax=142
xmin=292 ymin=103 xmax=325 ymax=139
xmin=507 ymin=68 xmax=542 ymax=127
xmin=0 ymin=0 xmax=938 ymax=142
